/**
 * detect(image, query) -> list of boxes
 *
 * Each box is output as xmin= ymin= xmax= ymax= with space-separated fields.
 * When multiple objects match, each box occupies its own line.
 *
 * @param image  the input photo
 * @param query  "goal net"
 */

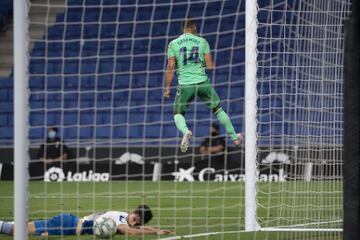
xmin=6 ymin=0 xmax=351 ymax=239
xmin=255 ymin=0 xmax=351 ymax=237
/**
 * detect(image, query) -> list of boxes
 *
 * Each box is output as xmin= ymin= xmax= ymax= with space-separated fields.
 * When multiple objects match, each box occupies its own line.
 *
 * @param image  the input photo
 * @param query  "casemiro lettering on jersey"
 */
xmin=177 ymin=38 xmax=200 ymax=45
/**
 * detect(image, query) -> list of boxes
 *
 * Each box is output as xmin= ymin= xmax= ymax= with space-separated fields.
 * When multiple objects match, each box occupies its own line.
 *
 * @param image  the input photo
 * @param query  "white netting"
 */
xmin=256 ymin=0 xmax=351 ymax=238
xmin=6 ymin=0 xmax=350 ymax=239
xmin=26 ymin=0 xmax=245 ymax=239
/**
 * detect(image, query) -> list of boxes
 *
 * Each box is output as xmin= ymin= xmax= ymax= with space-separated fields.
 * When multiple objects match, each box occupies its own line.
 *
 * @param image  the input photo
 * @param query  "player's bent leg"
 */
xmin=174 ymin=113 xmax=192 ymax=152
xmin=180 ymin=129 xmax=192 ymax=153
xmin=32 ymin=213 xmax=79 ymax=236
xmin=173 ymin=85 xmax=196 ymax=152
xmin=174 ymin=113 xmax=189 ymax=135
xmin=213 ymin=106 xmax=242 ymax=146
xmin=28 ymin=222 xmax=39 ymax=235
xmin=0 ymin=221 xmax=14 ymax=235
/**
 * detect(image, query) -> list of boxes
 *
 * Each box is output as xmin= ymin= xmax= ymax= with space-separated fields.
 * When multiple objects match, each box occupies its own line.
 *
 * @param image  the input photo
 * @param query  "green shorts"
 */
xmin=174 ymin=79 xmax=221 ymax=114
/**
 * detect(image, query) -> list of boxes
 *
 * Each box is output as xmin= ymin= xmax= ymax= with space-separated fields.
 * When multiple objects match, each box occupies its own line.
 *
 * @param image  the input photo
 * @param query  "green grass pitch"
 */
xmin=0 ymin=181 xmax=342 ymax=239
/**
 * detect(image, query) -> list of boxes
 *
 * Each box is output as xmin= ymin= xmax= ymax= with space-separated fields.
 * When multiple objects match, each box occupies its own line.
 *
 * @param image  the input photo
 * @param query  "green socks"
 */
xmin=174 ymin=110 xmax=237 ymax=140
xmin=174 ymin=114 xmax=189 ymax=135
xmin=215 ymin=109 xmax=238 ymax=141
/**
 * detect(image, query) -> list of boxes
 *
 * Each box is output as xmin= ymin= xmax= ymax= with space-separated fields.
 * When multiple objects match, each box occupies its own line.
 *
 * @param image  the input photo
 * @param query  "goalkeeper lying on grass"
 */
xmin=0 ymin=204 xmax=173 ymax=236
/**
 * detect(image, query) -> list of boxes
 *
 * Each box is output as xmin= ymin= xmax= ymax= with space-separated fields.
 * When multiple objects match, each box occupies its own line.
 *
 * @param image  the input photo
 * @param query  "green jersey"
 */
xmin=167 ymin=33 xmax=211 ymax=85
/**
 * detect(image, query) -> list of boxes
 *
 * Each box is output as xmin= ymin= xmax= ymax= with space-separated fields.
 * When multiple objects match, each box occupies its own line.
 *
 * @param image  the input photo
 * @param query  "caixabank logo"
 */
xmin=172 ymin=167 xmax=287 ymax=182
xmin=44 ymin=167 xmax=110 ymax=182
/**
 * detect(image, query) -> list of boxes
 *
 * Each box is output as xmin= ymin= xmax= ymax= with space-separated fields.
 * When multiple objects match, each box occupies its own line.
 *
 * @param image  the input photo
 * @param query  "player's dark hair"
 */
xmin=133 ymin=204 xmax=153 ymax=225
xmin=181 ymin=18 xmax=196 ymax=31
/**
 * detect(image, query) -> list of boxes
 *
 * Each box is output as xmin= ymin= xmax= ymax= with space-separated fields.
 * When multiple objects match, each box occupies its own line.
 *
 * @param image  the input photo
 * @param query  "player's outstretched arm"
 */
xmin=204 ymin=53 xmax=214 ymax=70
xmin=164 ymin=57 xmax=176 ymax=98
xmin=117 ymin=224 xmax=174 ymax=236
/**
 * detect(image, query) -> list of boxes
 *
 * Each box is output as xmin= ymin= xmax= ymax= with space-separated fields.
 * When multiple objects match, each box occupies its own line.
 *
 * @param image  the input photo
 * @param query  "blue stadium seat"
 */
xmin=119 ymin=7 xmax=135 ymax=21
xmin=100 ymin=40 xmax=115 ymax=56
xmin=0 ymin=101 xmax=13 ymax=113
xmin=129 ymin=112 xmax=145 ymax=124
xmin=114 ymin=74 xmax=130 ymax=88
xmin=170 ymin=5 xmax=187 ymax=19
xmin=65 ymin=41 xmax=81 ymax=57
xmin=102 ymin=0 xmax=118 ymax=5
xmin=162 ymin=124 xmax=177 ymax=138
xmin=79 ymin=126 xmax=94 ymax=138
xmin=148 ymin=73 xmax=163 ymax=87
xmin=148 ymin=89 xmax=162 ymax=100
xmin=116 ymin=40 xmax=132 ymax=55
xmin=84 ymin=7 xmax=100 ymax=22
xmin=66 ymin=7 xmax=83 ymax=22
xmin=98 ymin=58 xmax=114 ymax=73
xmin=30 ymin=113 xmax=45 ymax=126
xmin=0 ymin=89 xmax=8 ymax=101
xmin=64 ymin=76 xmax=79 ymax=90
xmin=0 ymin=77 xmax=13 ymax=88
xmin=80 ymin=100 xmax=95 ymax=108
xmin=31 ymin=42 xmax=45 ymax=57
xmin=135 ymin=23 xmax=151 ymax=37
xmin=83 ymin=23 xmax=99 ymax=38
xmin=0 ymin=115 xmax=8 ymax=126
xmin=48 ymin=25 xmax=65 ymax=39
xmin=113 ymin=125 xmax=127 ymax=138
xmin=64 ymin=92 xmax=79 ymax=101
xmin=150 ymin=39 xmax=166 ymax=53
xmin=47 ymin=100 xmax=62 ymax=109
xmin=80 ymin=110 xmax=95 ymax=124
xmin=100 ymin=24 xmax=116 ymax=38
xmin=81 ymin=58 xmax=97 ymax=74
xmin=136 ymin=7 xmax=152 ymax=21
xmin=63 ymin=111 xmax=78 ymax=125
xmin=146 ymin=112 xmax=161 ymax=123
xmin=145 ymin=124 xmax=161 ymax=138
xmin=82 ymin=41 xmax=98 ymax=56
xmin=46 ymin=59 xmax=63 ymax=74
xmin=133 ymin=39 xmax=149 ymax=54
xmin=205 ymin=2 xmax=220 ymax=16
xmin=29 ymin=128 xmax=44 ymax=139
xmin=154 ymin=6 xmax=170 ymax=20
xmin=131 ymin=90 xmax=146 ymax=101
xmin=20 ymin=0 xmax=253 ymax=140
xmin=65 ymin=24 xmax=82 ymax=39
xmin=116 ymin=57 xmax=131 ymax=72
xmin=132 ymin=58 xmax=147 ymax=71
xmin=47 ymin=41 xmax=63 ymax=57
xmin=30 ymin=59 xmax=46 ymax=74
xmin=117 ymin=23 xmax=133 ymax=38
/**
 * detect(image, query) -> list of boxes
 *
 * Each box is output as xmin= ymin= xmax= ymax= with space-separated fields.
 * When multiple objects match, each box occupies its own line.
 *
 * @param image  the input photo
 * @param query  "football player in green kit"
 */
xmin=164 ymin=19 xmax=242 ymax=153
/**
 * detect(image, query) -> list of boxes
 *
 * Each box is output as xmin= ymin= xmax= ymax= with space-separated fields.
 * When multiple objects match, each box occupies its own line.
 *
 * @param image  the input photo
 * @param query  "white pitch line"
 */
xmin=260 ymin=227 xmax=343 ymax=232
xmin=160 ymin=230 xmax=248 ymax=240
xmin=262 ymin=219 xmax=343 ymax=230
xmin=160 ymin=225 xmax=344 ymax=240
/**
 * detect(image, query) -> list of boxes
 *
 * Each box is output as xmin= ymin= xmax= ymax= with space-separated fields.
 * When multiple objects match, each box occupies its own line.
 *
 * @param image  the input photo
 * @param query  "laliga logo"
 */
xmin=44 ymin=167 xmax=65 ymax=182
xmin=44 ymin=167 xmax=109 ymax=182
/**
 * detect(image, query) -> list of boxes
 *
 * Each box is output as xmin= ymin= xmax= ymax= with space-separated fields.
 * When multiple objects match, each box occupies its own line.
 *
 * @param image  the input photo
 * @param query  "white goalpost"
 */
xmin=10 ymin=0 xmax=351 ymax=239
xmin=244 ymin=0 xmax=260 ymax=232
xmin=13 ymin=0 xmax=29 ymax=239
